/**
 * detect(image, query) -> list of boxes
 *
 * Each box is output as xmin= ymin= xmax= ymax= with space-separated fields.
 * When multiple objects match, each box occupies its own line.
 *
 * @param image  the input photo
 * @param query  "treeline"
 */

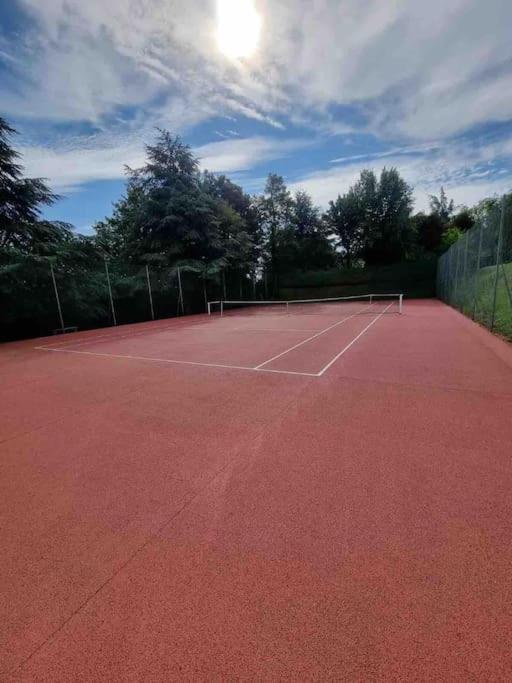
xmin=0 ymin=115 xmax=507 ymax=318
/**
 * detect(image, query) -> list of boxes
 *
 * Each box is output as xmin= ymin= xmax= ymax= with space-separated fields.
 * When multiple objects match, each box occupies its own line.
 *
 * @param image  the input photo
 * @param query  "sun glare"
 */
xmin=216 ymin=0 xmax=262 ymax=59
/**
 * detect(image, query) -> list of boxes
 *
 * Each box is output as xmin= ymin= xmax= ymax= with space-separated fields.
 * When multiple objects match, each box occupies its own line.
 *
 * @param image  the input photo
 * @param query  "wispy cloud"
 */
xmin=19 ymin=140 xmax=146 ymax=192
xmin=18 ymin=135 xmax=314 ymax=191
xmin=290 ymin=134 xmax=512 ymax=211
xmin=4 ymin=0 xmax=509 ymax=140
xmin=195 ymin=136 xmax=314 ymax=173
xmin=1 ymin=0 xmax=512 ymax=221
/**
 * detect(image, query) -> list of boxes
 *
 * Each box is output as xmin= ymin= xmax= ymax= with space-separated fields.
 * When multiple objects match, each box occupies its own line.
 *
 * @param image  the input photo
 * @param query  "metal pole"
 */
xmin=462 ymin=231 xmax=469 ymax=312
xmin=146 ymin=265 xmax=155 ymax=320
xmin=490 ymin=197 xmax=506 ymax=331
xmin=472 ymin=221 xmax=484 ymax=320
xmin=50 ymin=263 xmax=65 ymax=333
xmin=500 ymin=262 xmax=512 ymax=307
xmin=449 ymin=245 xmax=456 ymax=304
xmin=104 ymin=258 xmax=117 ymax=326
xmin=453 ymin=240 xmax=461 ymax=308
xmin=177 ymin=266 xmax=185 ymax=315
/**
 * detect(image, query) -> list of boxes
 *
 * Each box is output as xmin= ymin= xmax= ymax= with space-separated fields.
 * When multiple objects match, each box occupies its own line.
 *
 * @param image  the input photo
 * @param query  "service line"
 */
xmin=317 ymin=302 xmax=394 ymax=375
xmin=34 ymin=346 xmax=319 ymax=377
xmin=253 ymin=305 xmax=374 ymax=370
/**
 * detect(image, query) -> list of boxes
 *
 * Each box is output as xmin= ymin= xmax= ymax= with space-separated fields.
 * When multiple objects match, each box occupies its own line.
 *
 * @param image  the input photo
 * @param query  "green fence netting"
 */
xmin=437 ymin=195 xmax=512 ymax=340
xmin=0 ymin=257 xmax=232 ymax=342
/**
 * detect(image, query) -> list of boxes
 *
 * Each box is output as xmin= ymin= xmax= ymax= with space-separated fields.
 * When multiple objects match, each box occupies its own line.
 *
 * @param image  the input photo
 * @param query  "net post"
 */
xmin=104 ymin=257 xmax=117 ymax=326
xmin=399 ymin=294 xmax=403 ymax=314
xmin=207 ymin=301 xmax=211 ymax=316
xmin=220 ymin=301 xmax=224 ymax=317
xmin=286 ymin=301 xmax=289 ymax=314
xmin=146 ymin=265 xmax=155 ymax=320
xmin=50 ymin=262 xmax=65 ymax=333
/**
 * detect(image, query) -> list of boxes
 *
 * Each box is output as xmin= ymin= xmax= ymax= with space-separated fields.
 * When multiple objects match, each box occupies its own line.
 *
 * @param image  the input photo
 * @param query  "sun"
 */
xmin=216 ymin=0 xmax=262 ymax=59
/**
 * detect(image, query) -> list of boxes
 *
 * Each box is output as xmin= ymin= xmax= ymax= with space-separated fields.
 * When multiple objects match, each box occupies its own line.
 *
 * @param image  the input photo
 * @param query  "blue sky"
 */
xmin=1 ymin=0 xmax=512 ymax=234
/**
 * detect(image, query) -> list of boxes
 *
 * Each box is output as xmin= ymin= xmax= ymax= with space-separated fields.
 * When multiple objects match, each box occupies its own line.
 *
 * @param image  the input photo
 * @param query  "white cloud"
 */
xmin=194 ymin=136 xmax=313 ymax=173
xmin=290 ymin=136 xmax=512 ymax=211
xmin=2 ymin=0 xmax=512 ymax=218
xmin=2 ymin=0 xmax=509 ymax=141
xmin=18 ymin=135 xmax=313 ymax=191
xmin=19 ymin=140 xmax=146 ymax=192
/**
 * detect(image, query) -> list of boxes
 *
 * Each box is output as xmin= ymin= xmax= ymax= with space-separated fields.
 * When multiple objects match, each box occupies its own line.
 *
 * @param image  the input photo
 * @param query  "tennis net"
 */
xmin=208 ymin=293 xmax=403 ymax=317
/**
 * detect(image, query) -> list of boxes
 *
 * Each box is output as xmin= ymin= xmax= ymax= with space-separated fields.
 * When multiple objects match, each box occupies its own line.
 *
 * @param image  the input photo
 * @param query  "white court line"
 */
xmin=36 ymin=318 xmax=213 ymax=349
xmin=258 ymin=367 xmax=319 ymax=377
xmin=317 ymin=303 xmax=394 ymax=376
xmin=34 ymin=303 xmax=393 ymax=379
xmin=253 ymin=306 xmax=373 ymax=370
xmin=34 ymin=346 xmax=319 ymax=377
xmin=233 ymin=327 xmax=323 ymax=333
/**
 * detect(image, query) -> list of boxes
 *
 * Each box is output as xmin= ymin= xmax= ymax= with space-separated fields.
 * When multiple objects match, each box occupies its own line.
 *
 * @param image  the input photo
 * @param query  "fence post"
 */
xmin=449 ymin=245 xmax=456 ymax=304
xmin=461 ymin=232 xmax=470 ymax=312
xmin=177 ymin=266 xmax=185 ymax=315
xmin=490 ymin=196 xmax=506 ymax=331
xmin=453 ymin=240 xmax=461 ymax=308
xmin=146 ymin=265 xmax=155 ymax=320
xmin=104 ymin=258 xmax=117 ymax=326
xmin=472 ymin=220 xmax=484 ymax=320
xmin=50 ymin=263 xmax=65 ymax=333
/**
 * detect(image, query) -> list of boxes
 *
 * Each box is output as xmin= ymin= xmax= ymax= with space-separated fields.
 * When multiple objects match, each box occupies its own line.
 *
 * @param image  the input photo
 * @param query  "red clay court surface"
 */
xmin=1 ymin=298 xmax=512 ymax=681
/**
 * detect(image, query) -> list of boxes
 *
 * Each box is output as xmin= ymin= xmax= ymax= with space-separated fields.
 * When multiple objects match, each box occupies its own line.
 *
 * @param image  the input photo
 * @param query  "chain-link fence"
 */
xmin=437 ymin=194 xmax=512 ymax=340
xmin=0 ymin=256 xmax=262 ymax=342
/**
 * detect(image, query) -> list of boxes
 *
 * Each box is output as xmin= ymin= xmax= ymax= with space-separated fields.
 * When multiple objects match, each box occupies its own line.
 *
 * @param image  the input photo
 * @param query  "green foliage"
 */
xmin=437 ymin=196 xmax=512 ymax=340
xmin=0 ymin=117 xmax=73 ymax=253
xmin=440 ymin=226 xmax=462 ymax=250
xmin=279 ymin=257 xmax=437 ymax=300
xmin=253 ymin=173 xmax=293 ymax=293
xmin=285 ymin=190 xmax=335 ymax=271
xmin=324 ymin=191 xmax=363 ymax=267
xmin=429 ymin=186 xmax=454 ymax=223
xmin=328 ymin=167 xmax=414 ymax=266
xmin=412 ymin=212 xmax=445 ymax=252
xmin=451 ymin=208 xmax=474 ymax=232
xmin=1 ymin=114 xmax=510 ymax=342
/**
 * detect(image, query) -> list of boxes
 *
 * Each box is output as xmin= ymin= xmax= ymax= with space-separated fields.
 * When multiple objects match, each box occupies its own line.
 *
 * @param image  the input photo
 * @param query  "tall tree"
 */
xmin=282 ymin=191 xmax=335 ymax=271
xmin=94 ymin=182 xmax=146 ymax=258
xmin=429 ymin=187 xmax=454 ymax=224
xmin=324 ymin=191 xmax=363 ymax=268
xmin=255 ymin=174 xmax=292 ymax=294
xmin=357 ymin=168 xmax=414 ymax=265
xmin=201 ymin=171 xmax=262 ymax=275
xmin=411 ymin=212 xmax=445 ymax=252
xmin=0 ymin=117 xmax=72 ymax=253
xmin=450 ymin=208 xmax=474 ymax=232
xmin=94 ymin=132 xmax=223 ymax=268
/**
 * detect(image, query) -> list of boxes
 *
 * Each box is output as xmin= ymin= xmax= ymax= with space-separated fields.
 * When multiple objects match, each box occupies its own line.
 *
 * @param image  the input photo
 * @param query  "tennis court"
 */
xmin=34 ymin=294 xmax=403 ymax=378
xmin=2 ymin=296 xmax=512 ymax=679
